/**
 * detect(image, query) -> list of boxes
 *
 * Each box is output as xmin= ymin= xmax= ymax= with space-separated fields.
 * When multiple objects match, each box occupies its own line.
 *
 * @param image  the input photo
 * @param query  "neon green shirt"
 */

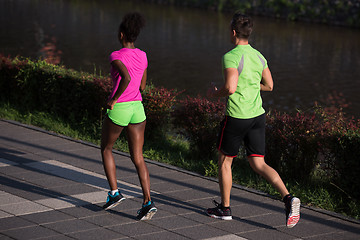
xmin=223 ymin=44 xmax=267 ymax=119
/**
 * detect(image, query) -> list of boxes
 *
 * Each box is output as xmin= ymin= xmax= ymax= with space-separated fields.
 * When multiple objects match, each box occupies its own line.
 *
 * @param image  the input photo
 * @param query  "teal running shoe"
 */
xmin=103 ymin=190 xmax=125 ymax=210
xmin=136 ymin=201 xmax=157 ymax=220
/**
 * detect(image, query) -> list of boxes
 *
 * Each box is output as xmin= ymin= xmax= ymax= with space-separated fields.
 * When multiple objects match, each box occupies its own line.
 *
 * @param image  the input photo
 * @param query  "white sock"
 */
xmin=111 ymin=189 xmax=118 ymax=195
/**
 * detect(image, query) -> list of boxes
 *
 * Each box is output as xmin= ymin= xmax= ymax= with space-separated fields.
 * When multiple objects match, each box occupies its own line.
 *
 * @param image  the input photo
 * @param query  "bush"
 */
xmin=265 ymin=110 xmax=325 ymax=181
xmin=330 ymin=134 xmax=360 ymax=199
xmin=172 ymin=95 xmax=225 ymax=158
xmin=0 ymin=55 xmax=181 ymax=139
xmin=142 ymin=84 xmax=181 ymax=139
xmin=265 ymin=105 xmax=360 ymax=200
xmin=0 ymin=55 xmax=112 ymax=127
xmin=315 ymin=106 xmax=360 ymax=199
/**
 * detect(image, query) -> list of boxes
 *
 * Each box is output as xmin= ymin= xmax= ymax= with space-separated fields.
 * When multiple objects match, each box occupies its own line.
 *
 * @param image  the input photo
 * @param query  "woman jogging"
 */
xmin=206 ymin=12 xmax=300 ymax=228
xmin=101 ymin=12 xmax=157 ymax=220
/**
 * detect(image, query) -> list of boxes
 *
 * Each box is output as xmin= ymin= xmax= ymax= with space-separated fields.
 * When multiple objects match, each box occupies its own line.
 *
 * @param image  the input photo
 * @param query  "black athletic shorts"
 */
xmin=216 ymin=113 xmax=266 ymax=158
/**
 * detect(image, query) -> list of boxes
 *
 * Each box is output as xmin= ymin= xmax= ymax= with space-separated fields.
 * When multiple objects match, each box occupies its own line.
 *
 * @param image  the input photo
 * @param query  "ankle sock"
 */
xmin=221 ymin=203 xmax=230 ymax=209
xmin=283 ymin=194 xmax=292 ymax=203
xmin=111 ymin=189 xmax=119 ymax=195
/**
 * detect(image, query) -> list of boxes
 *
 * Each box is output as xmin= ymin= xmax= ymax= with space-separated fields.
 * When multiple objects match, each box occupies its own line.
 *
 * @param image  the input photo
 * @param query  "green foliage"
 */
xmin=204 ymin=159 xmax=219 ymax=177
xmin=0 ymin=55 xmax=111 ymax=127
xmin=0 ymin=102 xmax=101 ymax=143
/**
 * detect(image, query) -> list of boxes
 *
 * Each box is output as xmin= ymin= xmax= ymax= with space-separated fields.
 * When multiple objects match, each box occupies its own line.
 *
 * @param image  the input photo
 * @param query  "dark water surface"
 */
xmin=1 ymin=0 xmax=359 ymax=118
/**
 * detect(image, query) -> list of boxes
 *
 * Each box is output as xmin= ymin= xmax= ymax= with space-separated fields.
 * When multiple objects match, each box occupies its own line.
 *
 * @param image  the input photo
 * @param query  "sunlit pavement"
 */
xmin=1 ymin=119 xmax=359 ymax=240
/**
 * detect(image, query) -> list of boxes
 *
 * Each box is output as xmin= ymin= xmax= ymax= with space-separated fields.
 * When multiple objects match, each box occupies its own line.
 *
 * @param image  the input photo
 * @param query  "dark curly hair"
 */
xmin=119 ymin=12 xmax=145 ymax=43
xmin=231 ymin=13 xmax=253 ymax=39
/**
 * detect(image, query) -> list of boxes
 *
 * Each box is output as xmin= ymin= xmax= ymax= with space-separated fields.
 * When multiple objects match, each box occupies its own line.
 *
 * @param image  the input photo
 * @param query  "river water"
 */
xmin=1 ymin=0 xmax=359 ymax=118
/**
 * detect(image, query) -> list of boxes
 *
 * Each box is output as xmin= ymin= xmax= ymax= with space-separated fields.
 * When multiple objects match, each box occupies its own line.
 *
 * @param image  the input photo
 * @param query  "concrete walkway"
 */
xmin=0 ymin=119 xmax=359 ymax=240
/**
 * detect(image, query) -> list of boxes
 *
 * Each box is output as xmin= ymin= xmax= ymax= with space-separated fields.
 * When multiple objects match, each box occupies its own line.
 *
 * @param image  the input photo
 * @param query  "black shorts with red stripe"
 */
xmin=216 ymin=113 xmax=265 ymax=158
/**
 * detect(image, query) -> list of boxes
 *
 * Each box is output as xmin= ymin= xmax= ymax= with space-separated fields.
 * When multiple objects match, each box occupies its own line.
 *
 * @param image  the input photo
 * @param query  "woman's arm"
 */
xmin=260 ymin=67 xmax=273 ymax=91
xmin=107 ymin=60 xmax=131 ymax=110
xmin=208 ymin=68 xmax=238 ymax=98
xmin=140 ymin=68 xmax=147 ymax=92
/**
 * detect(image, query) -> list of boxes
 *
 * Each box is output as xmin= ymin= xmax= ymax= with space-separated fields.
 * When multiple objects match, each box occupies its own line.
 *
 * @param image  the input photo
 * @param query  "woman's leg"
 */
xmin=248 ymin=156 xmax=289 ymax=198
xmin=126 ymin=121 xmax=151 ymax=204
xmin=101 ymin=116 xmax=124 ymax=191
xmin=218 ymin=152 xmax=234 ymax=207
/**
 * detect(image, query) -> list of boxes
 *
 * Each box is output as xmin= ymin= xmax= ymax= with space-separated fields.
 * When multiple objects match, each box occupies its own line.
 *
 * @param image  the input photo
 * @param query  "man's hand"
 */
xmin=207 ymin=83 xmax=218 ymax=98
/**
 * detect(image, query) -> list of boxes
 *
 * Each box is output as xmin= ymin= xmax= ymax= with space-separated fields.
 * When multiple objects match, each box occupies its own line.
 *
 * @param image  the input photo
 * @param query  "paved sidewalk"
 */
xmin=0 ymin=119 xmax=359 ymax=240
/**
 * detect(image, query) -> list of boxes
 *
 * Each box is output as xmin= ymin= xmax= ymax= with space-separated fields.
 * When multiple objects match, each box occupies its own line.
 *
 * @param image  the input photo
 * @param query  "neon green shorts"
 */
xmin=107 ymin=101 xmax=146 ymax=126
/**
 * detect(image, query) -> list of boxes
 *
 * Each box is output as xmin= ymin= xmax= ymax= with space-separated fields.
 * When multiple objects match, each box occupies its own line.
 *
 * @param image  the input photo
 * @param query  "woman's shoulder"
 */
xmin=109 ymin=49 xmax=124 ymax=62
xmin=109 ymin=49 xmax=124 ymax=57
xmin=134 ymin=48 xmax=148 ymax=63
xmin=109 ymin=48 xmax=146 ymax=58
xmin=109 ymin=48 xmax=147 ymax=64
xmin=134 ymin=48 xmax=147 ymax=56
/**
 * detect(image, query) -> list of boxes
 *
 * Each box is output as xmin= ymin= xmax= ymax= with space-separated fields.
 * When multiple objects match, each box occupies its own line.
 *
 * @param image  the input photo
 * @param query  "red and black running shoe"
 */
xmin=284 ymin=194 xmax=301 ymax=228
xmin=206 ymin=200 xmax=232 ymax=220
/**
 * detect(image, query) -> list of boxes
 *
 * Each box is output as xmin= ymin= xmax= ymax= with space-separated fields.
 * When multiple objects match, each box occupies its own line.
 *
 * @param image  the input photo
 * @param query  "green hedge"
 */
xmin=0 ymin=55 xmax=181 ymax=139
xmin=0 ymin=56 xmax=110 ymax=125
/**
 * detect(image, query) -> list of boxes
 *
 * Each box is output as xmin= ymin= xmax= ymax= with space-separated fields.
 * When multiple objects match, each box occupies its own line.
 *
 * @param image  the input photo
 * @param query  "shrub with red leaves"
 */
xmin=172 ymin=95 xmax=225 ymax=157
xmin=314 ymin=105 xmax=360 ymax=199
xmin=265 ymin=110 xmax=326 ymax=181
xmin=142 ymin=85 xmax=181 ymax=138
xmin=266 ymin=106 xmax=360 ymax=199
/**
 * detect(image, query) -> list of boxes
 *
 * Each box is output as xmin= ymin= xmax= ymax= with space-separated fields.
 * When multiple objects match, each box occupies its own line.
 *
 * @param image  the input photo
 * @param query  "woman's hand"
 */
xmin=107 ymin=99 xmax=117 ymax=110
xmin=109 ymin=60 xmax=131 ymax=104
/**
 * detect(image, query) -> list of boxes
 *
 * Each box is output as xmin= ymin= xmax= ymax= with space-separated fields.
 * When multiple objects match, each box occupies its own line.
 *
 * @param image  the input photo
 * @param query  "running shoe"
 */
xmin=102 ymin=190 xmax=125 ymax=210
xmin=206 ymin=200 xmax=232 ymax=220
xmin=284 ymin=194 xmax=301 ymax=228
xmin=136 ymin=201 xmax=157 ymax=220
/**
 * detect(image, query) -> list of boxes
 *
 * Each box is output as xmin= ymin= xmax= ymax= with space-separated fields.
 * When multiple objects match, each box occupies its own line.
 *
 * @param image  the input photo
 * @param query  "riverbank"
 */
xmin=141 ymin=0 xmax=360 ymax=28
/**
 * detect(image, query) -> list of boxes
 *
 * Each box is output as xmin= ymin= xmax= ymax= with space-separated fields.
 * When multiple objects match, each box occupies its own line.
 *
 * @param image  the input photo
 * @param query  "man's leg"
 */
xmin=248 ymin=156 xmax=289 ymax=198
xmin=218 ymin=152 xmax=234 ymax=207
